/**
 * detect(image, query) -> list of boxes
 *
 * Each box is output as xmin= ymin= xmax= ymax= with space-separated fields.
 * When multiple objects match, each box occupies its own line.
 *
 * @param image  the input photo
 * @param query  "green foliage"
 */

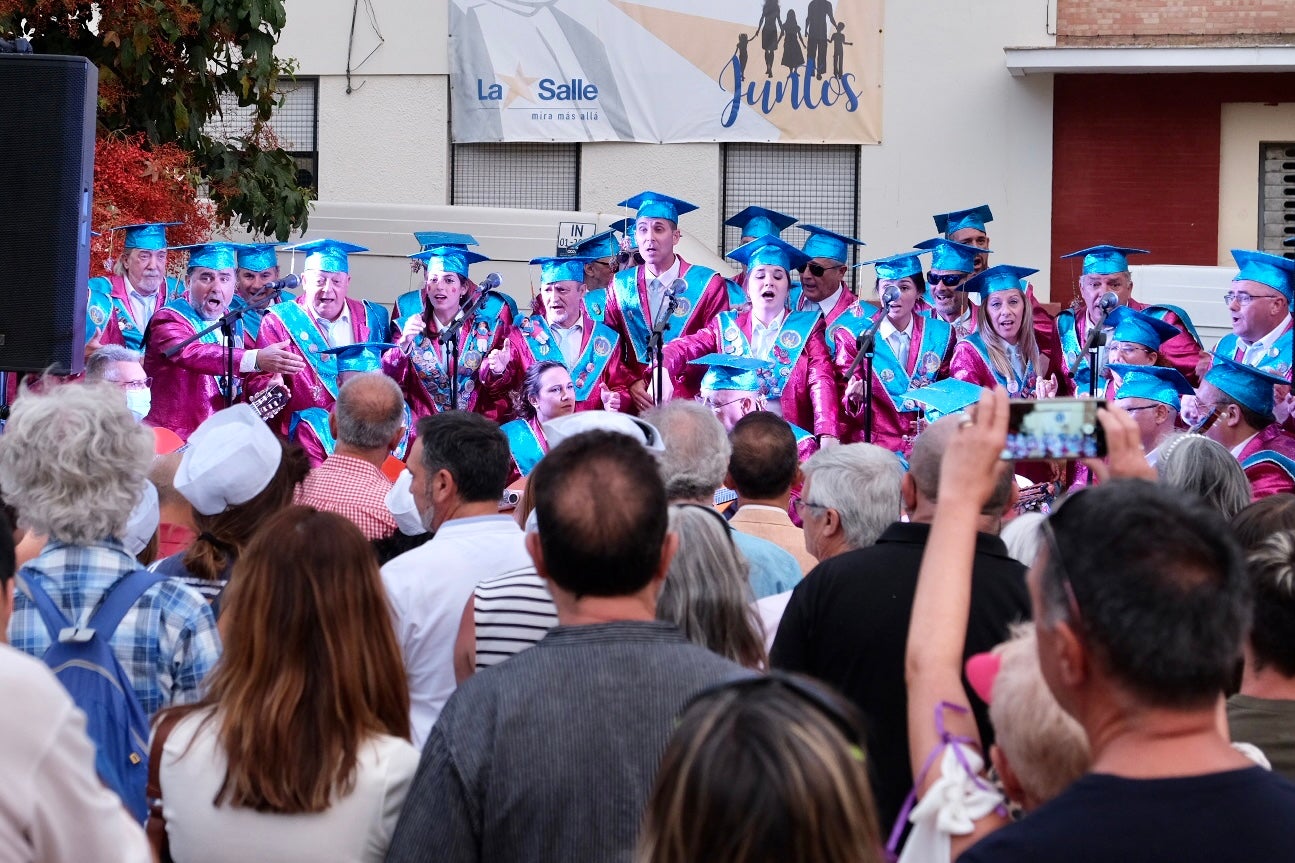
xmin=1 ymin=0 xmax=311 ymax=239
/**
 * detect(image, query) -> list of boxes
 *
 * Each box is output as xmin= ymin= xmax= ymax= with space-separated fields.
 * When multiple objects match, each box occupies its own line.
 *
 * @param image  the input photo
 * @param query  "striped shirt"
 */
xmin=472 ymin=568 xmax=556 ymax=670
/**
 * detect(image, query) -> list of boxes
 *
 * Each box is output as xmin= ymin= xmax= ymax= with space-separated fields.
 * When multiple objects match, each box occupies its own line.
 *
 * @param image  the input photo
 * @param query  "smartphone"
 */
xmin=1004 ymin=398 xmax=1107 ymax=461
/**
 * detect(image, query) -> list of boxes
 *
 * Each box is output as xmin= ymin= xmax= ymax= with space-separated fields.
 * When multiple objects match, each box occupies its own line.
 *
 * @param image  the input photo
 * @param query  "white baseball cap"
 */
xmin=174 ymin=404 xmax=283 ymax=516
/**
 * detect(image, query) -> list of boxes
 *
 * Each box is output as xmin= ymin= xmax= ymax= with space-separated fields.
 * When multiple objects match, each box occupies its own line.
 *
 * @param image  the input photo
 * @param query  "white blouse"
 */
xmin=159 ymin=709 xmax=419 ymax=863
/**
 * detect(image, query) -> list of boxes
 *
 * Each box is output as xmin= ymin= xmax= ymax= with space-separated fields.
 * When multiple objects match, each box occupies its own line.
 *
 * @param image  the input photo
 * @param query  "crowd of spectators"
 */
xmin=2 ymin=375 xmax=1294 ymax=863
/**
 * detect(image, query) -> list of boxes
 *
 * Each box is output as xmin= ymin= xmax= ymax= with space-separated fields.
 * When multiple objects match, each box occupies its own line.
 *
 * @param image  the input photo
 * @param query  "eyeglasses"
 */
xmin=927 ymin=272 xmax=965 ymax=288
xmin=106 ymin=377 xmax=152 ymax=391
xmin=1224 ymin=291 xmax=1284 ymax=306
xmin=616 ymin=252 xmax=639 ymax=266
xmin=1121 ymin=404 xmax=1159 ymax=413
xmin=792 ymin=497 xmax=828 ymax=517
xmin=696 ymin=394 xmax=746 ymax=413
xmin=799 ymin=262 xmax=844 ymax=278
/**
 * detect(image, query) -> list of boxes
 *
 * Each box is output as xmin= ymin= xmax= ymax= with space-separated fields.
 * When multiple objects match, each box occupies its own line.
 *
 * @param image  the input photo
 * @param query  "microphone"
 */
xmin=478 ymin=272 xmax=503 ymax=292
xmin=1097 ymin=291 xmax=1120 ymax=312
xmin=880 ymin=285 xmax=901 ymax=307
xmin=651 ymin=280 xmax=684 ymax=337
xmin=261 ymin=273 xmax=301 ymax=293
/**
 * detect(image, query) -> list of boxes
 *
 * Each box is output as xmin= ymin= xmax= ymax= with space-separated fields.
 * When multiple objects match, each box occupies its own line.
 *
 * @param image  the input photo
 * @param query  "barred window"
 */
xmin=451 ymin=143 xmax=580 ymax=210
xmin=209 ymin=78 xmax=319 ymax=192
xmin=1260 ymin=142 xmax=1295 ymax=259
xmin=722 ymin=143 xmax=861 ymax=289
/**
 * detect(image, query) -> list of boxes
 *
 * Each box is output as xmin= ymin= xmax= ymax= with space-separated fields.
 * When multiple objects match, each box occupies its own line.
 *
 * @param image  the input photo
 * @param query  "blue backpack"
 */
xmin=20 ymin=569 xmax=165 ymax=823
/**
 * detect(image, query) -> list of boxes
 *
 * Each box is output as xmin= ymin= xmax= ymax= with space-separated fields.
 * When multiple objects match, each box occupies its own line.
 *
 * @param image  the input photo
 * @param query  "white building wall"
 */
xmin=272 ymin=0 xmax=1056 ymax=296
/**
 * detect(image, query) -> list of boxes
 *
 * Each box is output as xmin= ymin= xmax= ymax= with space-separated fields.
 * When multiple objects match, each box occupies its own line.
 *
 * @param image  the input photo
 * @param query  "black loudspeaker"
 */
xmin=0 ymin=54 xmax=96 ymax=375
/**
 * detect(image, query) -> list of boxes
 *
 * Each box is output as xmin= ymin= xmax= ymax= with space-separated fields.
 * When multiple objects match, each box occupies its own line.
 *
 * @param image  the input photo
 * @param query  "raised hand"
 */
xmin=399 ymin=315 xmax=425 ymax=350
xmin=599 ymin=383 xmax=622 ymax=412
xmin=485 ymin=340 xmax=512 ymax=376
xmin=256 ymin=341 xmax=306 ymax=375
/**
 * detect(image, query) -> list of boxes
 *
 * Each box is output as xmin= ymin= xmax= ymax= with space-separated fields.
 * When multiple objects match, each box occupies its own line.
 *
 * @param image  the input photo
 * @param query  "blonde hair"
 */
xmin=989 ymin=624 xmax=1089 ymax=804
xmin=978 ymin=288 xmax=1042 ymax=383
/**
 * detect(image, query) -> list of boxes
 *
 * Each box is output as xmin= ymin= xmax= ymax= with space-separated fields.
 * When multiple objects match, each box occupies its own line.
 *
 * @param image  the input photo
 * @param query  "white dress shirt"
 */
xmin=312 ymin=305 xmax=354 ymax=349
xmin=645 ymin=258 xmax=682 ymax=325
xmin=879 ymin=316 xmax=915 ymax=365
xmin=750 ymin=310 xmax=787 ymax=360
xmin=381 ymin=515 xmax=536 ymax=747
xmin=124 ymin=275 xmax=161 ymax=330
xmin=1241 ymin=315 xmax=1293 ymax=367
xmin=550 ymin=319 xmax=585 ymax=367
xmin=815 ymin=285 xmax=845 ymax=317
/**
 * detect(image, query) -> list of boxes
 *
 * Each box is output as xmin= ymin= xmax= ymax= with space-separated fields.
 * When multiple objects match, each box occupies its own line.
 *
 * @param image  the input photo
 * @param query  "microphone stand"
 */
xmin=163 ymin=284 xmax=293 ymax=408
xmin=844 ymin=307 xmax=887 ymax=444
xmin=437 ymin=288 xmax=498 ymax=412
xmin=1083 ymin=305 xmax=1114 ymax=399
xmin=649 ymin=286 xmax=680 ymax=407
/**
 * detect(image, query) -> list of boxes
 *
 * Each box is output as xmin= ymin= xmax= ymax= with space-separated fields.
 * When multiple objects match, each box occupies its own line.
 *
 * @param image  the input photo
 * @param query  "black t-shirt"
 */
xmin=769 ymin=521 xmax=1031 ymax=835
xmin=958 ymin=767 xmax=1295 ymax=862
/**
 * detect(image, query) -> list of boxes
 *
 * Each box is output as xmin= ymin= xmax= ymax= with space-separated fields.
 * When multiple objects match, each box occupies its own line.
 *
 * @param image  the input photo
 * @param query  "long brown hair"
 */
xmin=181 ymin=441 xmax=309 ymax=583
xmin=165 ymin=506 xmax=411 ymax=813
xmin=979 ymin=287 xmax=1044 ymax=382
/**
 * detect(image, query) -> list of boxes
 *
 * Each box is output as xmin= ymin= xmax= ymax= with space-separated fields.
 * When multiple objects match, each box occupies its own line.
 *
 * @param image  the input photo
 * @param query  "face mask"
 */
xmin=386 ymin=469 xmax=427 ymax=536
xmin=125 ymin=388 xmax=152 ymax=422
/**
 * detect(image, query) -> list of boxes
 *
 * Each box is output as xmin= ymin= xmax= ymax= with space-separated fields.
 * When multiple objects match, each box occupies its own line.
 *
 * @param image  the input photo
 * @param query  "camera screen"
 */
xmin=1004 ymin=398 xmax=1106 ymax=460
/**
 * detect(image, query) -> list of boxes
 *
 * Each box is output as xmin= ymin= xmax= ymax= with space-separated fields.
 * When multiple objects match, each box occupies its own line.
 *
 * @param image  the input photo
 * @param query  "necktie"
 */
xmin=649 ymin=278 xmax=665 ymax=324
xmin=889 ymin=331 xmax=909 ymax=363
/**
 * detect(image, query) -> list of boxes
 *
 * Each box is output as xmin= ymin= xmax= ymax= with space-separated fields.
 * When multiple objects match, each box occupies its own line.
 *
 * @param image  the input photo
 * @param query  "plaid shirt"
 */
xmin=8 ymin=539 xmax=222 ymax=718
xmin=295 ymin=453 xmax=398 ymax=541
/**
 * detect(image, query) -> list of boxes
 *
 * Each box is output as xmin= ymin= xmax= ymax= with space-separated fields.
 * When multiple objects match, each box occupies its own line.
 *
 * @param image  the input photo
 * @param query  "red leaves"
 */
xmin=91 ymin=133 xmax=216 ymax=275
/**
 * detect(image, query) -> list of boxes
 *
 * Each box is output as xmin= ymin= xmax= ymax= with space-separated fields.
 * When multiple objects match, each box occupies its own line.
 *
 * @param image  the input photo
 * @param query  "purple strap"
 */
xmin=884 ymin=701 xmax=1007 ymax=860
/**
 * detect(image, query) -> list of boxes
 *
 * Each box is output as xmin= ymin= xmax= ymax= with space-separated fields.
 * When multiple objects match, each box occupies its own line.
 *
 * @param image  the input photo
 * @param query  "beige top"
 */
xmin=730 ymin=504 xmax=817 ymax=575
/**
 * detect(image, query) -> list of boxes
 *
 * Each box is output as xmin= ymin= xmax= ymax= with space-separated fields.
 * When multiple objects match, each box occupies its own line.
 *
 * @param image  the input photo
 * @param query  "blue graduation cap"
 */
xmin=932 ymin=205 xmax=993 ymax=238
xmin=864 ymin=251 xmax=924 ymax=282
xmin=530 ymin=256 xmax=593 ymax=284
xmin=800 ymin=224 xmax=864 ymax=264
xmin=237 ymin=243 xmax=281 ymax=272
xmin=727 ymin=235 xmax=811 ymax=273
xmin=321 ymin=342 xmax=398 ymax=375
xmin=409 ymin=245 xmax=490 ymax=279
xmin=413 ymin=231 xmax=478 ymax=252
xmin=1231 ymin=249 xmax=1295 ymax=302
xmin=1106 ymin=305 xmax=1180 ymax=350
xmin=617 ymin=191 xmax=698 ymax=225
xmin=1059 ymin=245 xmax=1149 ymax=275
xmin=725 ymin=206 xmax=798 ymax=241
xmin=914 ymin=237 xmax=988 ymax=274
xmin=288 ymin=239 xmax=369 ymax=274
xmin=572 ymin=230 xmax=620 ymax=260
xmin=113 ymin=222 xmax=181 ymax=250
xmin=1110 ymin=364 xmax=1194 ymax=408
xmin=901 ymin=377 xmax=985 ymax=419
xmin=1203 ymin=353 xmax=1288 ymax=417
xmin=960 ymin=264 xmax=1038 ymax=296
xmin=610 ymin=217 xmax=638 ymax=250
xmin=171 ymin=242 xmax=240 ymax=271
xmin=689 ymin=353 xmax=773 ymax=395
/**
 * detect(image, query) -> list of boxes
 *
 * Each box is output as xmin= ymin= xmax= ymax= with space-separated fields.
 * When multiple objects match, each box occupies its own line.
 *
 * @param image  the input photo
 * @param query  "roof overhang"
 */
xmin=1005 ymin=45 xmax=1295 ymax=77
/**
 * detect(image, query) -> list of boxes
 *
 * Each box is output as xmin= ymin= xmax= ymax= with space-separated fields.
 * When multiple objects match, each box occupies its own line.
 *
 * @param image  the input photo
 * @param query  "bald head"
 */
xmin=909 ymin=414 xmax=1014 ymax=514
xmin=335 ymin=373 xmax=404 ymax=450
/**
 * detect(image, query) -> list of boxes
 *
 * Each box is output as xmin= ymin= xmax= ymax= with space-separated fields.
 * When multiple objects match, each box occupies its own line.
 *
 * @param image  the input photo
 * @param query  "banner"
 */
xmin=450 ymin=0 xmax=883 ymax=144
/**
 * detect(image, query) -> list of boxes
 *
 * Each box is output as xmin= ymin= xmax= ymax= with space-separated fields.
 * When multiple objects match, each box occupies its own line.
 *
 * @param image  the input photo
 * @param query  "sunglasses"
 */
xmin=927 ymin=272 xmax=966 ymax=288
xmin=800 ymin=262 xmax=843 ymax=278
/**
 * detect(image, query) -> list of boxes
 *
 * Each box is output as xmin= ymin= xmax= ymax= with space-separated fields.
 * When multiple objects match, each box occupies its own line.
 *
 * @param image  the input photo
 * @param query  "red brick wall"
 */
xmin=1058 ymin=1 xmax=1295 ymax=39
xmin=1050 ymin=72 xmax=1295 ymax=304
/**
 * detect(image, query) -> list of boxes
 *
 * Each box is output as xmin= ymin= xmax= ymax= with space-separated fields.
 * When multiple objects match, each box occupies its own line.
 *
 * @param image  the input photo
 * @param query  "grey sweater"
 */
xmin=384 ymin=620 xmax=750 ymax=863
